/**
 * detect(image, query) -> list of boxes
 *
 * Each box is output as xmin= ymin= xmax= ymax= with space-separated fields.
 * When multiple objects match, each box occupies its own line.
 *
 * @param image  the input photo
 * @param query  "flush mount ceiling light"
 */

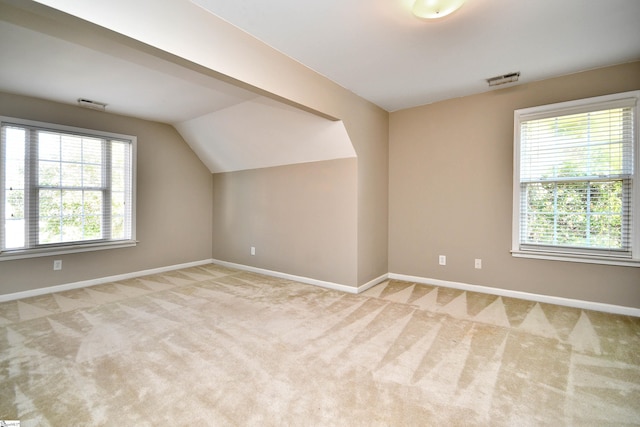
xmin=412 ymin=0 xmax=466 ymax=19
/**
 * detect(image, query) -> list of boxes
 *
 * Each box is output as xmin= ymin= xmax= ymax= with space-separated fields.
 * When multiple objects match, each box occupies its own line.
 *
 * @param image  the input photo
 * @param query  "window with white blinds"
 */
xmin=512 ymin=91 xmax=640 ymax=266
xmin=0 ymin=117 xmax=136 ymax=260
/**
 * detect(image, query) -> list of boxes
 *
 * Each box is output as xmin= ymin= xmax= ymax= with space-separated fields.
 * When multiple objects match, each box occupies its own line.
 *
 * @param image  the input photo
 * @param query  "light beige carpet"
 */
xmin=0 ymin=264 xmax=639 ymax=426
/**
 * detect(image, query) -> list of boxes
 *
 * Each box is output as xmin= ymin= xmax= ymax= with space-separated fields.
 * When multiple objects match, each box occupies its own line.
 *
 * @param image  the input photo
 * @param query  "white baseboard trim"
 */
xmin=388 ymin=272 xmax=640 ymax=317
xmin=211 ymin=259 xmax=364 ymax=294
xmin=0 ymin=259 xmax=215 ymax=303
xmin=2 ymin=259 xmax=635 ymax=317
xmin=357 ymin=273 xmax=389 ymax=294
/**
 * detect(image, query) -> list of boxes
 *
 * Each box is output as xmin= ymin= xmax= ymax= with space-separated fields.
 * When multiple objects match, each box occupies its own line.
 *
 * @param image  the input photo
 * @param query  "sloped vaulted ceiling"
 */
xmin=0 ymin=0 xmax=356 ymax=173
xmin=175 ymin=98 xmax=355 ymax=173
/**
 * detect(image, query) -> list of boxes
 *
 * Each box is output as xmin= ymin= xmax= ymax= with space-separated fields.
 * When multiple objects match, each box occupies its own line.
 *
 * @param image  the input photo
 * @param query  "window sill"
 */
xmin=0 ymin=240 xmax=137 ymax=261
xmin=511 ymin=250 xmax=640 ymax=267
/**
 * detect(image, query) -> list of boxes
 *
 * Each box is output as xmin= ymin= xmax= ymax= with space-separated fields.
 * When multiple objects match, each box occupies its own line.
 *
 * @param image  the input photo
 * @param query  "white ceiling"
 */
xmin=0 ymin=1 xmax=355 ymax=173
xmin=1 ymin=0 xmax=639 ymax=172
xmin=0 ymin=19 xmax=258 ymax=124
xmin=193 ymin=0 xmax=640 ymax=111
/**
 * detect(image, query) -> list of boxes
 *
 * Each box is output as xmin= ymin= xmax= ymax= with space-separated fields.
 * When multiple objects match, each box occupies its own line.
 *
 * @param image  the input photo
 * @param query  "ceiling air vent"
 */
xmin=486 ymin=72 xmax=520 ymax=87
xmin=77 ymin=98 xmax=107 ymax=111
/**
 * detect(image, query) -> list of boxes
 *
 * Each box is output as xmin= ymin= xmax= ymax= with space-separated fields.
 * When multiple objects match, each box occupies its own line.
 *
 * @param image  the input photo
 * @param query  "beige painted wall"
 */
xmin=389 ymin=61 xmax=640 ymax=308
xmin=29 ymin=0 xmax=389 ymax=287
xmin=343 ymin=105 xmax=390 ymax=285
xmin=0 ymin=92 xmax=213 ymax=295
xmin=212 ymin=158 xmax=358 ymax=287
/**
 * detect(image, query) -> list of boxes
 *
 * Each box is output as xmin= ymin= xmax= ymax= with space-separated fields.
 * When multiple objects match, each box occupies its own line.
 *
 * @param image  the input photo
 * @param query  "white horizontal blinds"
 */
xmin=35 ymin=129 xmax=108 ymax=246
xmin=1 ymin=125 xmax=27 ymax=249
xmin=110 ymin=140 xmax=132 ymax=241
xmin=519 ymin=102 xmax=634 ymax=254
xmin=1 ymin=120 xmax=133 ymax=252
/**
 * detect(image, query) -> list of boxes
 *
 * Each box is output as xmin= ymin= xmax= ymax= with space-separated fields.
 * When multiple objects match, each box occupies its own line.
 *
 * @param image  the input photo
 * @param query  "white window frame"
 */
xmin=512 ymin=91 xmax=640 ymax=267
xmin=0 ymin=116 xmax=137 ymax=260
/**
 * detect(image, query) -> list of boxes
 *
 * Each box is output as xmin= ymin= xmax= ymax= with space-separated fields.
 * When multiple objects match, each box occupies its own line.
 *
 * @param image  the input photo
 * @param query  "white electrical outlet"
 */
xmin=251 ymin=246 xmax=256 ymax=256
xmin=439 ymin=255 xmax=446 ymax=266
xmin=475 ymin=259 xmax=482 ymax=269
xmin=53 ymin=260 xmax=62 ymax=270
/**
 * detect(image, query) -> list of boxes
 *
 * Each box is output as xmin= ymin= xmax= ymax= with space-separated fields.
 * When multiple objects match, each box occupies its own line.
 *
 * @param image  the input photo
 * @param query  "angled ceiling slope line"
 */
xmin=0 ymin=18 xmax=257 ymax=124
xmin=0 ymin=0 xmax=256 ymax=124
xmin=175 ymin=97 xmax=357 ymax=173
xmin=0 ymin=0 xmax=355 ymax=174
